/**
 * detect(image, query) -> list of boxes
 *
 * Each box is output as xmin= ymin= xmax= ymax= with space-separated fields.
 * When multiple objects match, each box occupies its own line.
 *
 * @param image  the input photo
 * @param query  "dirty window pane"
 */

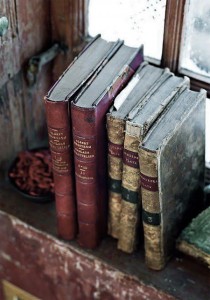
xmin=88 ymin=0 xmax=166 ymax=63
xmin=179 ymin=0 xmax=210 ymax=83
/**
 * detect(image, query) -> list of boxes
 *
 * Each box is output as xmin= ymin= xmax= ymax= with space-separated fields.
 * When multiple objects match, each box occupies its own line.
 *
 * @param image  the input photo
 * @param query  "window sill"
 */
xmin=0 ymin=181 xmax=209 ymax=299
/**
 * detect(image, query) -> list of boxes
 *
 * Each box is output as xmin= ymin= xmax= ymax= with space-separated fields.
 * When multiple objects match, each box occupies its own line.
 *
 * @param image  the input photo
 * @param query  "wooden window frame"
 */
xmin=52 ymin=0 xmax=209 ymax=97
xmin=162 ymin=0 xmax=210 ymax=97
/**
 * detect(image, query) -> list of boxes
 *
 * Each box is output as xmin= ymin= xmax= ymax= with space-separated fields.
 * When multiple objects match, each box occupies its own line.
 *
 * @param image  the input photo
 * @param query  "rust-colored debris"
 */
xmin=9 ymin=149 xmax=54 ymax=196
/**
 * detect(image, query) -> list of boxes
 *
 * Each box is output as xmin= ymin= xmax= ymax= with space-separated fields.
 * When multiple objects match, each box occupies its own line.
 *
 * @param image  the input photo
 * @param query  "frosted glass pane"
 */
xmin=88 ymin=0 xmax=166 ymax=63
xmin=179 ymin=0 xmax=210 ymax=83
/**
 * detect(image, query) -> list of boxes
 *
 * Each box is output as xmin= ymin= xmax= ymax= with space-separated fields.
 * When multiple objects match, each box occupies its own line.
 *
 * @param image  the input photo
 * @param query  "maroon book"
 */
xmin=44 ymin=35 xmax=122 ymax=240
xmin=71 ymin=44 xmax=144 ymax=249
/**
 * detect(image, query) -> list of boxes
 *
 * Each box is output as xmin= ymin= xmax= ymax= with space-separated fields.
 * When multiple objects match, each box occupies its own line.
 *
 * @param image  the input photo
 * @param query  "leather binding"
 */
xmin=72 ymin=45 xmax=144 ymax=249
xmin=107 ymin=64 xmax=170 ymax=239
xmin=176 ymin=206 xmax=210 ymax=268
xmin=45 ymin=100 xmax=76 ymax=239
xmin=45 ymin=35 xmax=122 ymax=240
xmin=107 ymin=117 xmax=125 ymax=239
xmin=139 ymin=89 xmax=206 ymax=270
xmin=118 ymin=76 xmax=189 ymax=253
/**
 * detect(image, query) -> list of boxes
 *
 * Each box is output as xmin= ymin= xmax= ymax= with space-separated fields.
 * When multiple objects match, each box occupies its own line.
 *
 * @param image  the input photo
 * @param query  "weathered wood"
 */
xmin=0 ymin=182 xmax=210 ymax=300
xmin=22 ymin=64 xmax=52 ymax=149
xmin=0 ymin=184 xmax=175 ymax=300
xmin=0 ymin=73 xmax=26 ymax=178
xmin=190 ymin=77 xmax=210 ymax=98
xmin=0 ymin=0 xmax=53 ymax=174
xmin=0 ymin=0 xmax=20 ymax=87
xmin=161 ymin=0 xmax=186 ymax=73
xmin=15 ymin=0 xmax=52 ymax=148
xmin=51 ymin=0 xmax=86 ymax=81
xmin=0 ymin=84 xmax=14 ymax=177
xmin=161 ymin=0 xmax=209 ymax=96
xmin=7 ymin=73 xmax=26 ymax=152
xmin=15 ymin=0 xmax=51 ymax=64
xmin=0 ymin=0 xmax=52 ymax=86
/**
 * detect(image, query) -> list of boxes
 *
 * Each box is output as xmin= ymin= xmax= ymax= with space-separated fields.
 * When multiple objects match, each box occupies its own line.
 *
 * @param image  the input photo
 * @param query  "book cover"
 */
xmin=44 ymin=35 xmax=122 ymax=240
xmin=71 ymin=44 xmax=144 ymax=249
xmin=107 ymin=64 xmax=171 ymax=239
xmin=176 ymin=206 xmax=210 ymax=268
xmin=118 ymin=75 xmax=189 ymax=253
xmin=139 ymin=89 xmax=206 ymax=270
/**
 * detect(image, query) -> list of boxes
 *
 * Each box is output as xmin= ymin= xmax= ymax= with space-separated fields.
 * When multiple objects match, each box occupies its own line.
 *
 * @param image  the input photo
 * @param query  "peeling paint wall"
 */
xmin=0 ymin=211 xmax=175 ymax=300
xmin=0 ymin=0 xmax=52 ymax=178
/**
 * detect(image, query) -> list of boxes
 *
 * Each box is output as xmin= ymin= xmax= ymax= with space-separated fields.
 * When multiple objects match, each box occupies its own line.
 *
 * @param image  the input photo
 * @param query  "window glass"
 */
xmin=179 ymin=0 xmax=210 ymax=83
xmin=88 ymin=0 xmax=166 ymax=63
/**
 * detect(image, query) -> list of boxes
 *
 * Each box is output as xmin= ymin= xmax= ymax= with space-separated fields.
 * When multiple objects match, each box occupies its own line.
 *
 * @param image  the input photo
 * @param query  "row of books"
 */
xmin=44 ymin=35 xmax=206 ymax=270
xmin=107 ymin=61 xmax=205 ymax=270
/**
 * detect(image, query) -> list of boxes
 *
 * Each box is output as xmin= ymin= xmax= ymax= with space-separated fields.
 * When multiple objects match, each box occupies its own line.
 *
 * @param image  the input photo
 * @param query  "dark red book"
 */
xmin=71 ymin=43 xmax=144 ymax=249
xmin=44 ymin=35 xmax=122 ymax=240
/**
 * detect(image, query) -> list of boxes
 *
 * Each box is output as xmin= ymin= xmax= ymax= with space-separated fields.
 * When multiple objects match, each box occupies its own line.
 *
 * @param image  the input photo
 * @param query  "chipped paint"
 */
xmin=0 ymin=210 xmax=177 ymax=300
xmin=75 ymin=260 xmax=83 ymax=272
xmin=0 ymin=251 xmax=21 ymax=268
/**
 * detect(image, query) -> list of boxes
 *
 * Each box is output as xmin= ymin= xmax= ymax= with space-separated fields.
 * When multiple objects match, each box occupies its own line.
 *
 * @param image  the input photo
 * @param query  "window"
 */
xmin=88 ymin=0 xmax=166 ymax=64
xmin=87 ymin=0 xmax=210 ymax=96
xmin=179 ymin=0 xmax=210 ymax=84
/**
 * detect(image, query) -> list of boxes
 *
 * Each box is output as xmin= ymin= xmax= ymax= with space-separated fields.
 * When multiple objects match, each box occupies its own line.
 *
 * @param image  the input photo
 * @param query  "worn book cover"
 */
xmin=107 ymin=63 xmax=170 ymax=239
xmin=139 ymin=89 xmax=206 ymax=270
xmin=44 ymin=35 xmax=122 ymax=240
xmin=176 ymin=206 xmax=210 ymax=268
xmin=71 ymin=44 xmax=144 ymax=249
xmin=118 ymin=75 xmax=189 ymax=253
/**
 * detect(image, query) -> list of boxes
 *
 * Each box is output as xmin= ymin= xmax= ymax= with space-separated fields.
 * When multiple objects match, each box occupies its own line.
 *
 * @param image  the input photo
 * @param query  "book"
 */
xmin=176 ymin=206 xmax=210 ymax=268
xmin=44 ymin=35 xmax=123 ymax=240
xmin=107 ymin=63 xmax=171 ymax=239
xmin=71 ymin=43 xmax=144 ymax=249
xmin=118 ymin=75 xmax=189 ymax=253
xmin=139 ymin=88 xmax=206 ymax=270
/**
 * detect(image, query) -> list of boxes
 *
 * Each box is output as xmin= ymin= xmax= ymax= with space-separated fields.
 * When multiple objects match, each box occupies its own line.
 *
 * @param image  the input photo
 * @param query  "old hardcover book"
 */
xmin=45 ymin=35 xmax=122 ymax=240
xmin=107 ymin=63 xmax=171 ymax=239
xmin=71 ymin=44 xmax=144 ymax=249
xmin=118 ymin=75 xmax=189 ymax=253
xmin=176 ymin=206 xmax=210 ymax=268
xmin=139 ymin=88 xmax=206 ymax=270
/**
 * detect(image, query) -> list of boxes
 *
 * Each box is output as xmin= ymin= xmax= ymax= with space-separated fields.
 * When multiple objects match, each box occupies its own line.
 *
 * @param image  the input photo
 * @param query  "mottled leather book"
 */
xmin=107 ymin=63 xmax=171 ymax=239
xmin=71 ymin=43 xmax=144 ymax=249
xmin=176 ymin=206 xmax=210 ymax=268
xmin=45 ymin=35 xmax=122 ymax=240
xmin=118 ymin=75 xmax=189 ymax=253
xmin=139 ymin=88 xmax=206 ymax=270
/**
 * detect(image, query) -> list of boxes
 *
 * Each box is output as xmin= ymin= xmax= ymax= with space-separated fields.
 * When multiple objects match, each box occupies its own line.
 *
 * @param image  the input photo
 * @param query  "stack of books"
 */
xmin=44 ymin=35 xmax=206 ymax=271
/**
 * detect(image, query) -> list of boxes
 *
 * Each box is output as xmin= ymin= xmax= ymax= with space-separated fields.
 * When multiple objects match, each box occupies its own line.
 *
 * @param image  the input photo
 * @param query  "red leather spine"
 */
xmin=72 ymin=106 xmax=102 ymax=248
xmin=72 ymin=74 xmax=137 ymax=249
xmin=44 ymin=98 xmax=77 ymax=240
xmin=71 ymin=47 xmax=144 ymax=249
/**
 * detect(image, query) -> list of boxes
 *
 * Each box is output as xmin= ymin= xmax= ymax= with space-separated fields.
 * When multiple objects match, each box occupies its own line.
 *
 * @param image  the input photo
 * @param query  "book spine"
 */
xmin=72 ymin=106 xmax=102 ymax=249
xmin=107 ymin=115 xmax=125 ymax=239
xmin=44 ymin=98 xmax=77 ymax=240
xmin=139 ymin=147 xmax=164 ymax=270
xmin=72 ymin=50 xmax=144 ymax=249
xmin=117 ymin=133 xmax=141 ymax=253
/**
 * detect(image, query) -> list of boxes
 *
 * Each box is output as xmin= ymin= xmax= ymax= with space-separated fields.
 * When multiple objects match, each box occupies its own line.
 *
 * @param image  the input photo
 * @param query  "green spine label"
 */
xmin=122 ymin=186 xmax=138 ymax=204
xmin=142 ymin=209 xmax=161 ymax=226
xmin=109 ymin=178 xmax=122 ymax=194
